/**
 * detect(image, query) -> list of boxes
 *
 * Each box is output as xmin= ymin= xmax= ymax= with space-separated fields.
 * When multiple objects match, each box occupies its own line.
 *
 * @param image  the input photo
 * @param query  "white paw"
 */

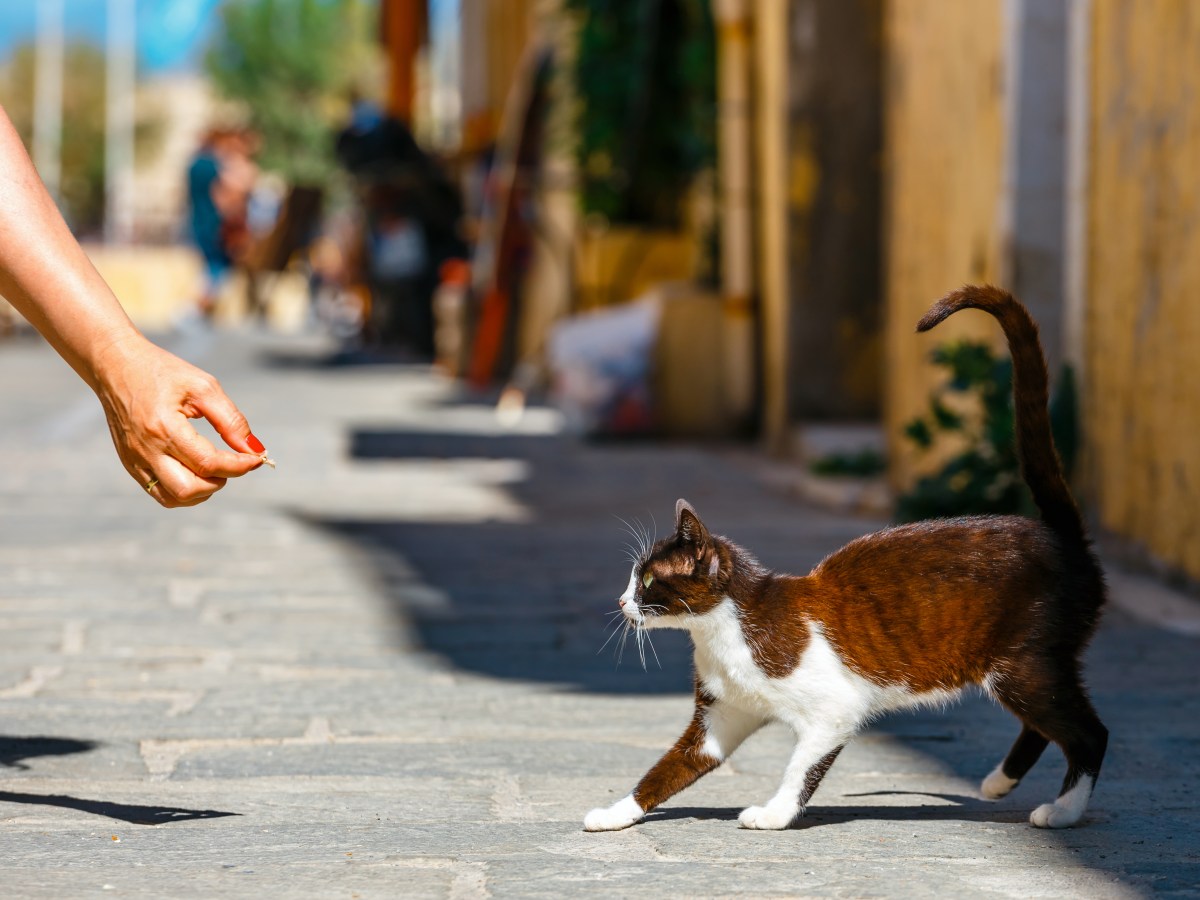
xmin=1029 ymin=776 xmax=1093 ymax=829
xmin=1030 ymin=802 xmax=1078 ymax=828
xmin=583 ymin=795 xmax=643 ymax=832
xmin=738 ymin=803 xmax=798 ymax=830
xmin=981 ymin=766 xmax=1018 ymax=800
xmin=1030 ymin=801 xmax=1087 ymax=829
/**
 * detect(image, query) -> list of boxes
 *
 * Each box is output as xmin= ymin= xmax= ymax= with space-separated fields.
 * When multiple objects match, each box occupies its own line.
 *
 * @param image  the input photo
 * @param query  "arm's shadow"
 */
xmin=0 ymin=736 xmax=98 ymax=770
xmin=0 ymin=791 xmax=239 ymax=825
xmin=0 ymin=735 xmax=238 ymax=825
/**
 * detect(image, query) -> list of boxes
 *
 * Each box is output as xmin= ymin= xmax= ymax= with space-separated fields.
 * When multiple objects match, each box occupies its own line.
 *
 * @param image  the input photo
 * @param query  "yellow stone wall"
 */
xmin=882 ymin=0 xmax=1008 ymax=483
xmin=1083 ymin=1 xmax=1200 ymax=577
xmin=84 ymin=245 xmax=203 ymax=331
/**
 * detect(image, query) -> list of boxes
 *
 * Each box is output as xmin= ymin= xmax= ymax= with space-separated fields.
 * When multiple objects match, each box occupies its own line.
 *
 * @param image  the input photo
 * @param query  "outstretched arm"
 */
xmin=0 ymin=105 xmax=266 ymax=506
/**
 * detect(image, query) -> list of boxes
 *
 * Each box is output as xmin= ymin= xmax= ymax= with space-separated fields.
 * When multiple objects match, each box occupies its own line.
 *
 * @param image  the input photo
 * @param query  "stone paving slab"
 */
xmin=0 ymin=329 xmax=1197 ymax=898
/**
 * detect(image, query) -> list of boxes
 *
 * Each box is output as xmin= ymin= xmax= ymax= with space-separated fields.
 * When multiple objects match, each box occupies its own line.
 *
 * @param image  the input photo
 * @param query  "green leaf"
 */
xmin=904 ymin=418 xmax=933 ymax=449
xmin=930 ymin=398 xmax=963 ymax=431
xmin=898 ymin=339 xmax=1034 ymax=521
xmin=566 ymin=0 xmax=716 ymax=225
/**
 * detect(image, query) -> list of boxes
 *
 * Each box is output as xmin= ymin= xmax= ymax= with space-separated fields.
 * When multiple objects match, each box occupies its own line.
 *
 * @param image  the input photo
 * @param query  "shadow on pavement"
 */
xmin=0 ymin=791 xmax=240 ymax=825
xmin=644 ymin=801 xmax=1032 ymax=827
xmin=0 ymin=736 xmax=98 ymax=770
xmin=315 ymin=424 xmax=813 ymax=694
xmin=255 ymin=341 xmax=449 ymax=371
xmin=312 ymin=418 xmax=873 ymax=696
xmin=322 ymin=514 xmax=696 ymax=694
xmin=351 ymin=429 xmax=557 ymax=462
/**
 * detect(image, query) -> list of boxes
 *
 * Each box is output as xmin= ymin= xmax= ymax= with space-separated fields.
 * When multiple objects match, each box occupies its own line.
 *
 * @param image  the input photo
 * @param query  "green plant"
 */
xmin=564 ymin=0 xmax=716 ymax=227
xmin=205 ymin=0 xmax=379 ymax=186
xmin=896 ymin=340 xmax=1077 ymax=522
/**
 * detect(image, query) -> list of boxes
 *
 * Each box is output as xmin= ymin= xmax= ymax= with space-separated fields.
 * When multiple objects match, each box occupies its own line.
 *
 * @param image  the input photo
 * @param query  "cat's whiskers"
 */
xmin=642 ymin=626 xmax=662 ymax=668
xmin=619 ymin=601 xmax=664 ymax=671
xmin=615 ymin=515 xmax=651 ymax=562
xmin=634 ymin=620 xmax=659 ymax=671
xmin=616 ymin=620 xmax=633 ymax=664
xmin=597 ymin=616 xmax=628 ymax=655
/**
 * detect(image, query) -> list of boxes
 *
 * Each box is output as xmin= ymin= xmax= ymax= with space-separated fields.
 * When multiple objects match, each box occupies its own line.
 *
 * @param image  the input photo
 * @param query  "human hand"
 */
xmin=90 ymin=335 xmax=266 ymax=507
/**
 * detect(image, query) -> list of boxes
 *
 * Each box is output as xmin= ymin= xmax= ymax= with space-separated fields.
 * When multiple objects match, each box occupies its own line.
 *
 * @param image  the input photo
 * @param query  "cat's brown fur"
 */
xmin=585 ymin=285 xmax=1108 ymax=833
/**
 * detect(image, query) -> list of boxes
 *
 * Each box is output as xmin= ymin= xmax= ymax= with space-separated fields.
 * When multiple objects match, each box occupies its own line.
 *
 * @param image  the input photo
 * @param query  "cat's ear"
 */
xmin=675 ymin=499 xmax=710 ymax=552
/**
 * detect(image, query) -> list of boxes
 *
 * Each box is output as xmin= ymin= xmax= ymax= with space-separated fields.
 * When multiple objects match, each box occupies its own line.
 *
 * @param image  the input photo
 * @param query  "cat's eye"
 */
xmin=642 ymin=572 xmax=654 ymax=589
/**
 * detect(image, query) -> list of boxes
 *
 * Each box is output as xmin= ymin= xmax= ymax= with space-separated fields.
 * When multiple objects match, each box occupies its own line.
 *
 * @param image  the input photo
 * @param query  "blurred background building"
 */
xmin=1 ymin=0 xmax=1199 ymax=587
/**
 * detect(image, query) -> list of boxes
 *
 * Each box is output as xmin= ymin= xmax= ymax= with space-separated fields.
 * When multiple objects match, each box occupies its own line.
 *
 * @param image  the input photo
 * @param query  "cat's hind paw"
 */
xmin=1030 ymin=802 xmax=1078 ymax=829
xmin=583 ymin=795 xmax=644 ymax=832
xmin=1029 ymin=775 xmax=1094 ymax=829
xmin=738 ymin=802 xmax=798 ymax=830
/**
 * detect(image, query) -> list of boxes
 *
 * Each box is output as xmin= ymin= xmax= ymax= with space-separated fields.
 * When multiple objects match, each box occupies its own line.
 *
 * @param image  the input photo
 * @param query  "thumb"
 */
xmin=190 ymin=379 xmax=266 ymax=456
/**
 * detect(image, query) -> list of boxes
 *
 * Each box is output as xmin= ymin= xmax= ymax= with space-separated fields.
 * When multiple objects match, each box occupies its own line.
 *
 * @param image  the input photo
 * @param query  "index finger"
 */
xmin=189 ymin=377 xmax=266 ymax=456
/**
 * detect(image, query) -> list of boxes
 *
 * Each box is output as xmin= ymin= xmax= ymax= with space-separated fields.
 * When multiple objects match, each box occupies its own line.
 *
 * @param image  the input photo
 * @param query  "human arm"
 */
xmin=0 ymin=105 xmax=265 ymax=506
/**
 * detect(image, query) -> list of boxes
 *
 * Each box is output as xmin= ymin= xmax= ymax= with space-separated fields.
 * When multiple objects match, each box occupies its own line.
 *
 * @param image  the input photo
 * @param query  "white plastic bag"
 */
xmin=547 ymin=299 xmax=660 ymax=435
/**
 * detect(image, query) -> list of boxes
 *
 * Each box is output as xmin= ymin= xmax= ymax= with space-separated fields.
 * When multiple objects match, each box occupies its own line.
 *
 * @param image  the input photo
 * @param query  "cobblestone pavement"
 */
xmin=0 ymin=328 xmax=1197 ymax=899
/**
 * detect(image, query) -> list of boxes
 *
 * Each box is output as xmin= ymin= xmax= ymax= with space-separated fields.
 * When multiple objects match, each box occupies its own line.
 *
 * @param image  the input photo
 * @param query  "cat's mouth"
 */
xmin=601 ymin=599 xmax=662 ymax=671
xmin=619 ymin=598 xmax=645 ymax=625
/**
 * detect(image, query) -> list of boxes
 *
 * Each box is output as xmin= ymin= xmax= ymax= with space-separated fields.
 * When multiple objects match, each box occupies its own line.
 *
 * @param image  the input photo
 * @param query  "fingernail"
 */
xmin=247 ymin=433 xmax=266 ymax=453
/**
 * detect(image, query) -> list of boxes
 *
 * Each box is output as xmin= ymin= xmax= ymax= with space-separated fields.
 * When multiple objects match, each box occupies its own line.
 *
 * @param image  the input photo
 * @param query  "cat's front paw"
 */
xmin=738 ymin=802 xmax=798 ymax=830
xmin=583 ymin=795 xmax=644 ymax=832
xmin=981 ymin=765 xmax=1019 ymax=800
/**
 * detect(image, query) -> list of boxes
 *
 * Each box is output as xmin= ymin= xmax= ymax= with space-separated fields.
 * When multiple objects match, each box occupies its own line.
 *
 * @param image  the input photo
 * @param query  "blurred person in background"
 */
xmin=335 ymin=103 xmax=466 ymax=356
xmin=186 ymin=126 xmax=261 ymax=317
xmin=186 ymin=128 xmax=232 ymax=317
xmin=214 ymin=128 xmax=261 ymax=268
xmin=0 ymin=105 xmax=266 ymax=507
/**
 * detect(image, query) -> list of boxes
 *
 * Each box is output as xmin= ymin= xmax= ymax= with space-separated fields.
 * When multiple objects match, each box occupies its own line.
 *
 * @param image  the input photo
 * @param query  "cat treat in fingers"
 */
xmin=584 ymin=285 xmax=1108 ymax=834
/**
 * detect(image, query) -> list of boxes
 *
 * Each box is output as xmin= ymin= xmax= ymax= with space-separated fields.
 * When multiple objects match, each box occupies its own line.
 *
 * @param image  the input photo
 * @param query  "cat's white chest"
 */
xmin=690 ymin=601 xmax=776 ymax=707
xmin=687 ymin=599 xmax=894 ymax=729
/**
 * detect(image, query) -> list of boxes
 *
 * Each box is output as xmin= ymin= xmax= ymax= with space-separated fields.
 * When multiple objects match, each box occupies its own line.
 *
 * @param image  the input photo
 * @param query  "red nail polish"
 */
xmin=247 ymin=434 xmax=266 ymax=453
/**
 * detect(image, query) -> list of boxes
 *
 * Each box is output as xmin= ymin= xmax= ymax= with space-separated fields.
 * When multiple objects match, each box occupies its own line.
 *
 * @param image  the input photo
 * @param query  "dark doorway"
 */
xmin=786 ymin=0 xmax=884 ymax=421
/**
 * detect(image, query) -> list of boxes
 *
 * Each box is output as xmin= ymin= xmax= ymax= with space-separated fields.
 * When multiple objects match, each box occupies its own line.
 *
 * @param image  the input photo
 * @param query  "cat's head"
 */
xmin=617 ymin=499 xmax=729 ymax=629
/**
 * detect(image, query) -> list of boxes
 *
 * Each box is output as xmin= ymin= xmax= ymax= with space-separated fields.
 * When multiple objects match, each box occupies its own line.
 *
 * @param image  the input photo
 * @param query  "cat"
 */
xmin=584 ymin=285 xmax=1107 ymax=833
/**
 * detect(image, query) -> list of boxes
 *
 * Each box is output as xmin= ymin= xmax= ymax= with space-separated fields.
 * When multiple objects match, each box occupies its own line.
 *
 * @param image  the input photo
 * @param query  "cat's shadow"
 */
xmin=644 ymin=792 xmax=1029 ymax=828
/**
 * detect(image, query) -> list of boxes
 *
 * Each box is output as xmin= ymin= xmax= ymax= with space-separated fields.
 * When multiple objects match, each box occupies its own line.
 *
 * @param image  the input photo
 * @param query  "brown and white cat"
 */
xmin=584 ymin=285 xmax=1107 ymax=832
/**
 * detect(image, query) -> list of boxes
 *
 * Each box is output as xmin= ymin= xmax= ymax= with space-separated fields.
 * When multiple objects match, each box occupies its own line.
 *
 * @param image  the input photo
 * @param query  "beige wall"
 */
xmin=1083 ymin=0 xmax=1200 ymax=578
xmin=882 ymin=0 xmax=1009 ymax=483
xmin=84 ymin=245 xmax=203 ymax=330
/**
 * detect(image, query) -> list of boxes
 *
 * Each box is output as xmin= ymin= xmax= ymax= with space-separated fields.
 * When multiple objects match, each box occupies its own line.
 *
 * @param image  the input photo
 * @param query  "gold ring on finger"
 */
xmin=145 ymin=478 xmax=159 ymax=492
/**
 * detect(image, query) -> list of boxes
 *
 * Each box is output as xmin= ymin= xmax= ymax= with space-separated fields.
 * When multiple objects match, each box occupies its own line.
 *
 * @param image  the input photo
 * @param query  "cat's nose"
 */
xmin=618 ymin=598 xmax=626 ymax=607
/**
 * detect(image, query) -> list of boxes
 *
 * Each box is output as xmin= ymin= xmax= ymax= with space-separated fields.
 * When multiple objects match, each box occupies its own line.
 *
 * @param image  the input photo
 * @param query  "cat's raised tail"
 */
xmin=916 ymin=285 xmax=1085 ymax=546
